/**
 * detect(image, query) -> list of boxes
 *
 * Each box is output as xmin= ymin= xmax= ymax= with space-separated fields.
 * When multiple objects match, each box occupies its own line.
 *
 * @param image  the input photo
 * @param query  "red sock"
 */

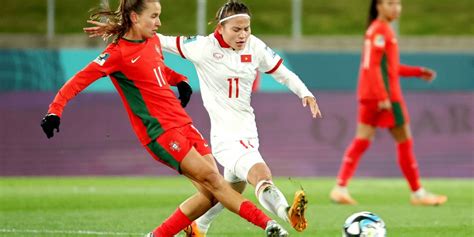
xmin=397 ymin=139 xmax=421 ymax=191
xmin=239 ymin=200 xmax=271 ymax=230
xmin=152 ymin=208 xmax=192 ymax=237
xmin=337 ymin=138 xmax=370 ymax=186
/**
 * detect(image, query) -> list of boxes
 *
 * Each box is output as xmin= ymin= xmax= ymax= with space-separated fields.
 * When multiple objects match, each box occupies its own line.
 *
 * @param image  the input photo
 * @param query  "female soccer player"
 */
xmin=85 ymin=0 xmax=321 ymax=235
xmin=40 ymin=1 xmax=289 ymax=237
xmin=329 ymin=0 xmax=447 ymax=206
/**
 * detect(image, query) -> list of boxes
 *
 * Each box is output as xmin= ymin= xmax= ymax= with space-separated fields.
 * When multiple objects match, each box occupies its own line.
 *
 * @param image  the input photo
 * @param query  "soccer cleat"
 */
xmin=411 ymin=192 xmax=447 ymax=206
xmin=287 ymin=190 xmax=308 ymax=232
xmin=144 ymin=233 xmax=154 ymax=237
xmin=330 ymin=186 xmax=357 ymax=205
xmin=265 ymin=220 xmax=289 ymax=237
xmin=183 ymin=221 xmax=206 ymax=237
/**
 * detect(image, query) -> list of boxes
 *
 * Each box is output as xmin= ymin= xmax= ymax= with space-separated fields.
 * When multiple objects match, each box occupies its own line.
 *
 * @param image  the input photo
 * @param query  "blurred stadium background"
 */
xmin=0 ymin=0 xmax=473 ymax=236
xmin=1 ymin=0 xmax=472 ymax=177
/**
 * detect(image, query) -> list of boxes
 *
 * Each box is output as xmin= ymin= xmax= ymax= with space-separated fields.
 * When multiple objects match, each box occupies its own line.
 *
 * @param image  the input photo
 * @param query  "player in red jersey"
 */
xmin=84 ymin=1 xmax=317 ymax=235
xmin=330 ymin=0 xmax=447 ymax=206
xmin=40 ymin=1 xmax=288 ymax=236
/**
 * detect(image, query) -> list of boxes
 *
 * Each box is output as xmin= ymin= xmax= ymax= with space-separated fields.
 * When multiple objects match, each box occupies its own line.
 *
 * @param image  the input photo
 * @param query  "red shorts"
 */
xmin=358 ymin=100 xmax=410 ymax=128
xmin=145 ymin=124 xmax=211 ymax=173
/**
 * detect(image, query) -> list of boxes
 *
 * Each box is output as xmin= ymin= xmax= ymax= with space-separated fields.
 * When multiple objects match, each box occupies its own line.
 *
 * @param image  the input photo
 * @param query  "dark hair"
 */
xmin=214 ymin=0 xmax=251 ymax=25
xmin=90 ymin=0 xmax=159 ymax=42
xmin=367 ymin=0 xmax=380 ymax=27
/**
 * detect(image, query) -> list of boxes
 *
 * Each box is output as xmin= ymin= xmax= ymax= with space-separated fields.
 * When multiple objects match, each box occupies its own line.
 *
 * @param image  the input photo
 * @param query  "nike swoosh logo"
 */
xmin=131 ymin=56 xmax=141 ymax=63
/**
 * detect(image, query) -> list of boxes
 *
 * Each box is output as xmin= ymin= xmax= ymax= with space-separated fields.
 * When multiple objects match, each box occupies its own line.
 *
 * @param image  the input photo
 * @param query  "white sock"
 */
xmin=195 ymin=202 xmax=224 ymax=233
xmin=335 ymin=185 xmax=349 ymax=194
xmin=257 ymin=185 xmax=290 ymax=222
xmin=412 ymin=187 xmax=427 ymax=198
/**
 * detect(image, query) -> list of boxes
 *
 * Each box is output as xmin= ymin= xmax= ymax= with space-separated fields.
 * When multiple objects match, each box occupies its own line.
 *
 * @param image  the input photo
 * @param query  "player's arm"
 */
xmin=41 ymin=48 xmax=120 ymax=138
xmin=157 ymin=34 xmax=205 ymax=63
xmin=371 ymin=29 xmax=391 ymax=109
xmin=399 ymin=64 xmax=436 ymax=82
xmin=255 ymin=36 xmax=321 ymax=118
xmin=270 ymin=64 xmax=322 ymax=118
xmin=163 ymin=66 xmax=192 ymax=108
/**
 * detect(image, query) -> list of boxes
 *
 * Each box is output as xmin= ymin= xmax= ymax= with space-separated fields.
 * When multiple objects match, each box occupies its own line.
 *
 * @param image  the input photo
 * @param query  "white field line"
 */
xmin=0 ymin=228 xmax=143 ymax=236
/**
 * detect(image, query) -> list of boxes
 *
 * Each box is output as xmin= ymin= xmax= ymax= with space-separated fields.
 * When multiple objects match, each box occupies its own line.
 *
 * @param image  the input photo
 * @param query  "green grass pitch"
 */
xmin=1 ymin=177 xmax=472 ymax=236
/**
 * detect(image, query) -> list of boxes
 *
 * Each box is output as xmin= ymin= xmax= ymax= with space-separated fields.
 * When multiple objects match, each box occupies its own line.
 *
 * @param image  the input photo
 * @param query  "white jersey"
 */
xmin=158 ymin=32 xmax=313 ymax=141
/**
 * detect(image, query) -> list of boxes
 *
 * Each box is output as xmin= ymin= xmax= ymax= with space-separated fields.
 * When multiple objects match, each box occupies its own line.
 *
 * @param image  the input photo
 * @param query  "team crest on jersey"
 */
xmin=93 ymin=53 xmax=109 ymax=66
xmin=169 ymin=141 xmax=181 ymax=152
xmin=183 ymin=36 xmax=197 ymax=44
xmin=213 ymin=52 xmax=224 ymax=59
xmin=374 ymin=34 xmax=385 ymax=48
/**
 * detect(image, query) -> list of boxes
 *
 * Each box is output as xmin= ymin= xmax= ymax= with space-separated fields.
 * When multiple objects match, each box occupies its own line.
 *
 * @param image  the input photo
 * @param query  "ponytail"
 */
xmin=367 ymin=0 xmax=379 ymax=27
xmin=90 ymin=0 xmax=159 ymax=42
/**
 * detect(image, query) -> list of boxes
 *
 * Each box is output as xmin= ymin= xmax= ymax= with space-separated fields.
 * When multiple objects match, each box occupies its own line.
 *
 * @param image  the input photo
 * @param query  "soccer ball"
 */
xmin=342 ymin=211 xmax=386 ymax=237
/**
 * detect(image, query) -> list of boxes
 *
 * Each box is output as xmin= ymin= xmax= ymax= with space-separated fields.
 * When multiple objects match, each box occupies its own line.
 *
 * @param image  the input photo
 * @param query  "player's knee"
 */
xmin=255 ymin=179 xmax=274 ymax=196
xmin=198 ymin=170 xmax=225 ymax=192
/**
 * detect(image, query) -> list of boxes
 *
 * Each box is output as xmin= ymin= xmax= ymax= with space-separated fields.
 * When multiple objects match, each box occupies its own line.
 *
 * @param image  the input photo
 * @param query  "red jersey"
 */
xmin=357 ymin=19 xmax=423 ymax=103
xmin=48 ymin=34 xmax=191 ymax=145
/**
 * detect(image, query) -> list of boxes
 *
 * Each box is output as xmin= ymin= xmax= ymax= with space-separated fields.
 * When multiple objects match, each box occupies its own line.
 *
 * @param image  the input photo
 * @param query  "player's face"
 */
xmin=377 ymin=0 xmax=402 ymax=22
xmin=135 ymin=2 xmax=162 ymax=38
xmin=218 ymin=16 xmax=251 ymax=50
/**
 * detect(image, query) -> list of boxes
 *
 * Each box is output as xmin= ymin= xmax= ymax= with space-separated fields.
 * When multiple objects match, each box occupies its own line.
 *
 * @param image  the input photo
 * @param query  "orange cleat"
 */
xmin=287 ymin=190 xmax=308 ymax=232
xmin=411 ymin=192 xmax=447 ymax=206
xmin=183 ymin=221 xmax=206 ymax=237
xmin=330 ymin=186 xmax=357 ymax=205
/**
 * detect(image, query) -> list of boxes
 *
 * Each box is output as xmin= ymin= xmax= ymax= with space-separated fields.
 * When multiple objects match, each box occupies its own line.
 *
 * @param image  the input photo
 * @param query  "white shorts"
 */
xmin=211 ymin=138 xmax=266 ymax=183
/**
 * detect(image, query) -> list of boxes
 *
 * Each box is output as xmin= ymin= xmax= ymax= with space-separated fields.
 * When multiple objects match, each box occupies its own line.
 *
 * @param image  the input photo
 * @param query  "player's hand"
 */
xmin=303 ymin=96 xmax=322 ymax=118
xmin=378 ymin=99 xmax=392 ymax=110
xmin=41 ymin=114 xmax=60 ymax=139
xmin=420 ymin=67 xmax=436 ymax=82
xmin=177 ymin=81 xmax=193 ymax=108
xmin=83 ymin=20 xmax=111 ymax=41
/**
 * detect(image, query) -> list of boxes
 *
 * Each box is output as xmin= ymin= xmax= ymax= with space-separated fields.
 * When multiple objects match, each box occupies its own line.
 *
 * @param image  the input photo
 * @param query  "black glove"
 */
xmin=41 ymin=114 xmax=60 ymax=139
xmin=177 ymin=81 xmax=192 ymax=108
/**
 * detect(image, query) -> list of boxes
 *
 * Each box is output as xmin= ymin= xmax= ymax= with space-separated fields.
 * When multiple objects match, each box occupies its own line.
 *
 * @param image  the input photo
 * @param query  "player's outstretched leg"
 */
xmin=287 ymin=190 xmax=308 ymax=232
xmin=265 ymin=220 xmax=289 ymax=237
xmin=329 ymin=185 xmax=357 ymax=205
xmin=183 ymin=180 xmax=245 ymax=236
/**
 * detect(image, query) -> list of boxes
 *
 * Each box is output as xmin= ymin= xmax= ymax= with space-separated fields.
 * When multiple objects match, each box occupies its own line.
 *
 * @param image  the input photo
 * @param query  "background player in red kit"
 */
xmin=40 ymin=0 xmax=288 ymax=236
xmin=330 ymin=0 xmax=447 ymax=206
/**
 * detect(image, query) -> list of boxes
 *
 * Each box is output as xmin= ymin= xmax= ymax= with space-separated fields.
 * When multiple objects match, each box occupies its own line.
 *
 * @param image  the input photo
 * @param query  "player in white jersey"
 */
xmin=85 ymin=0 xmax=321 ymax=235
xmin=164 ymin=1 xmax=320 ymax=235
xmin=165 ymin=1 xmax=321 ymax=235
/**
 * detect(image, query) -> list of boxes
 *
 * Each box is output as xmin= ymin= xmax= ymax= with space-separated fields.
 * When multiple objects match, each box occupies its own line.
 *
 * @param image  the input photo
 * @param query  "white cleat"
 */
xmin=265 ymin=220 xmax=289 ymax=237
